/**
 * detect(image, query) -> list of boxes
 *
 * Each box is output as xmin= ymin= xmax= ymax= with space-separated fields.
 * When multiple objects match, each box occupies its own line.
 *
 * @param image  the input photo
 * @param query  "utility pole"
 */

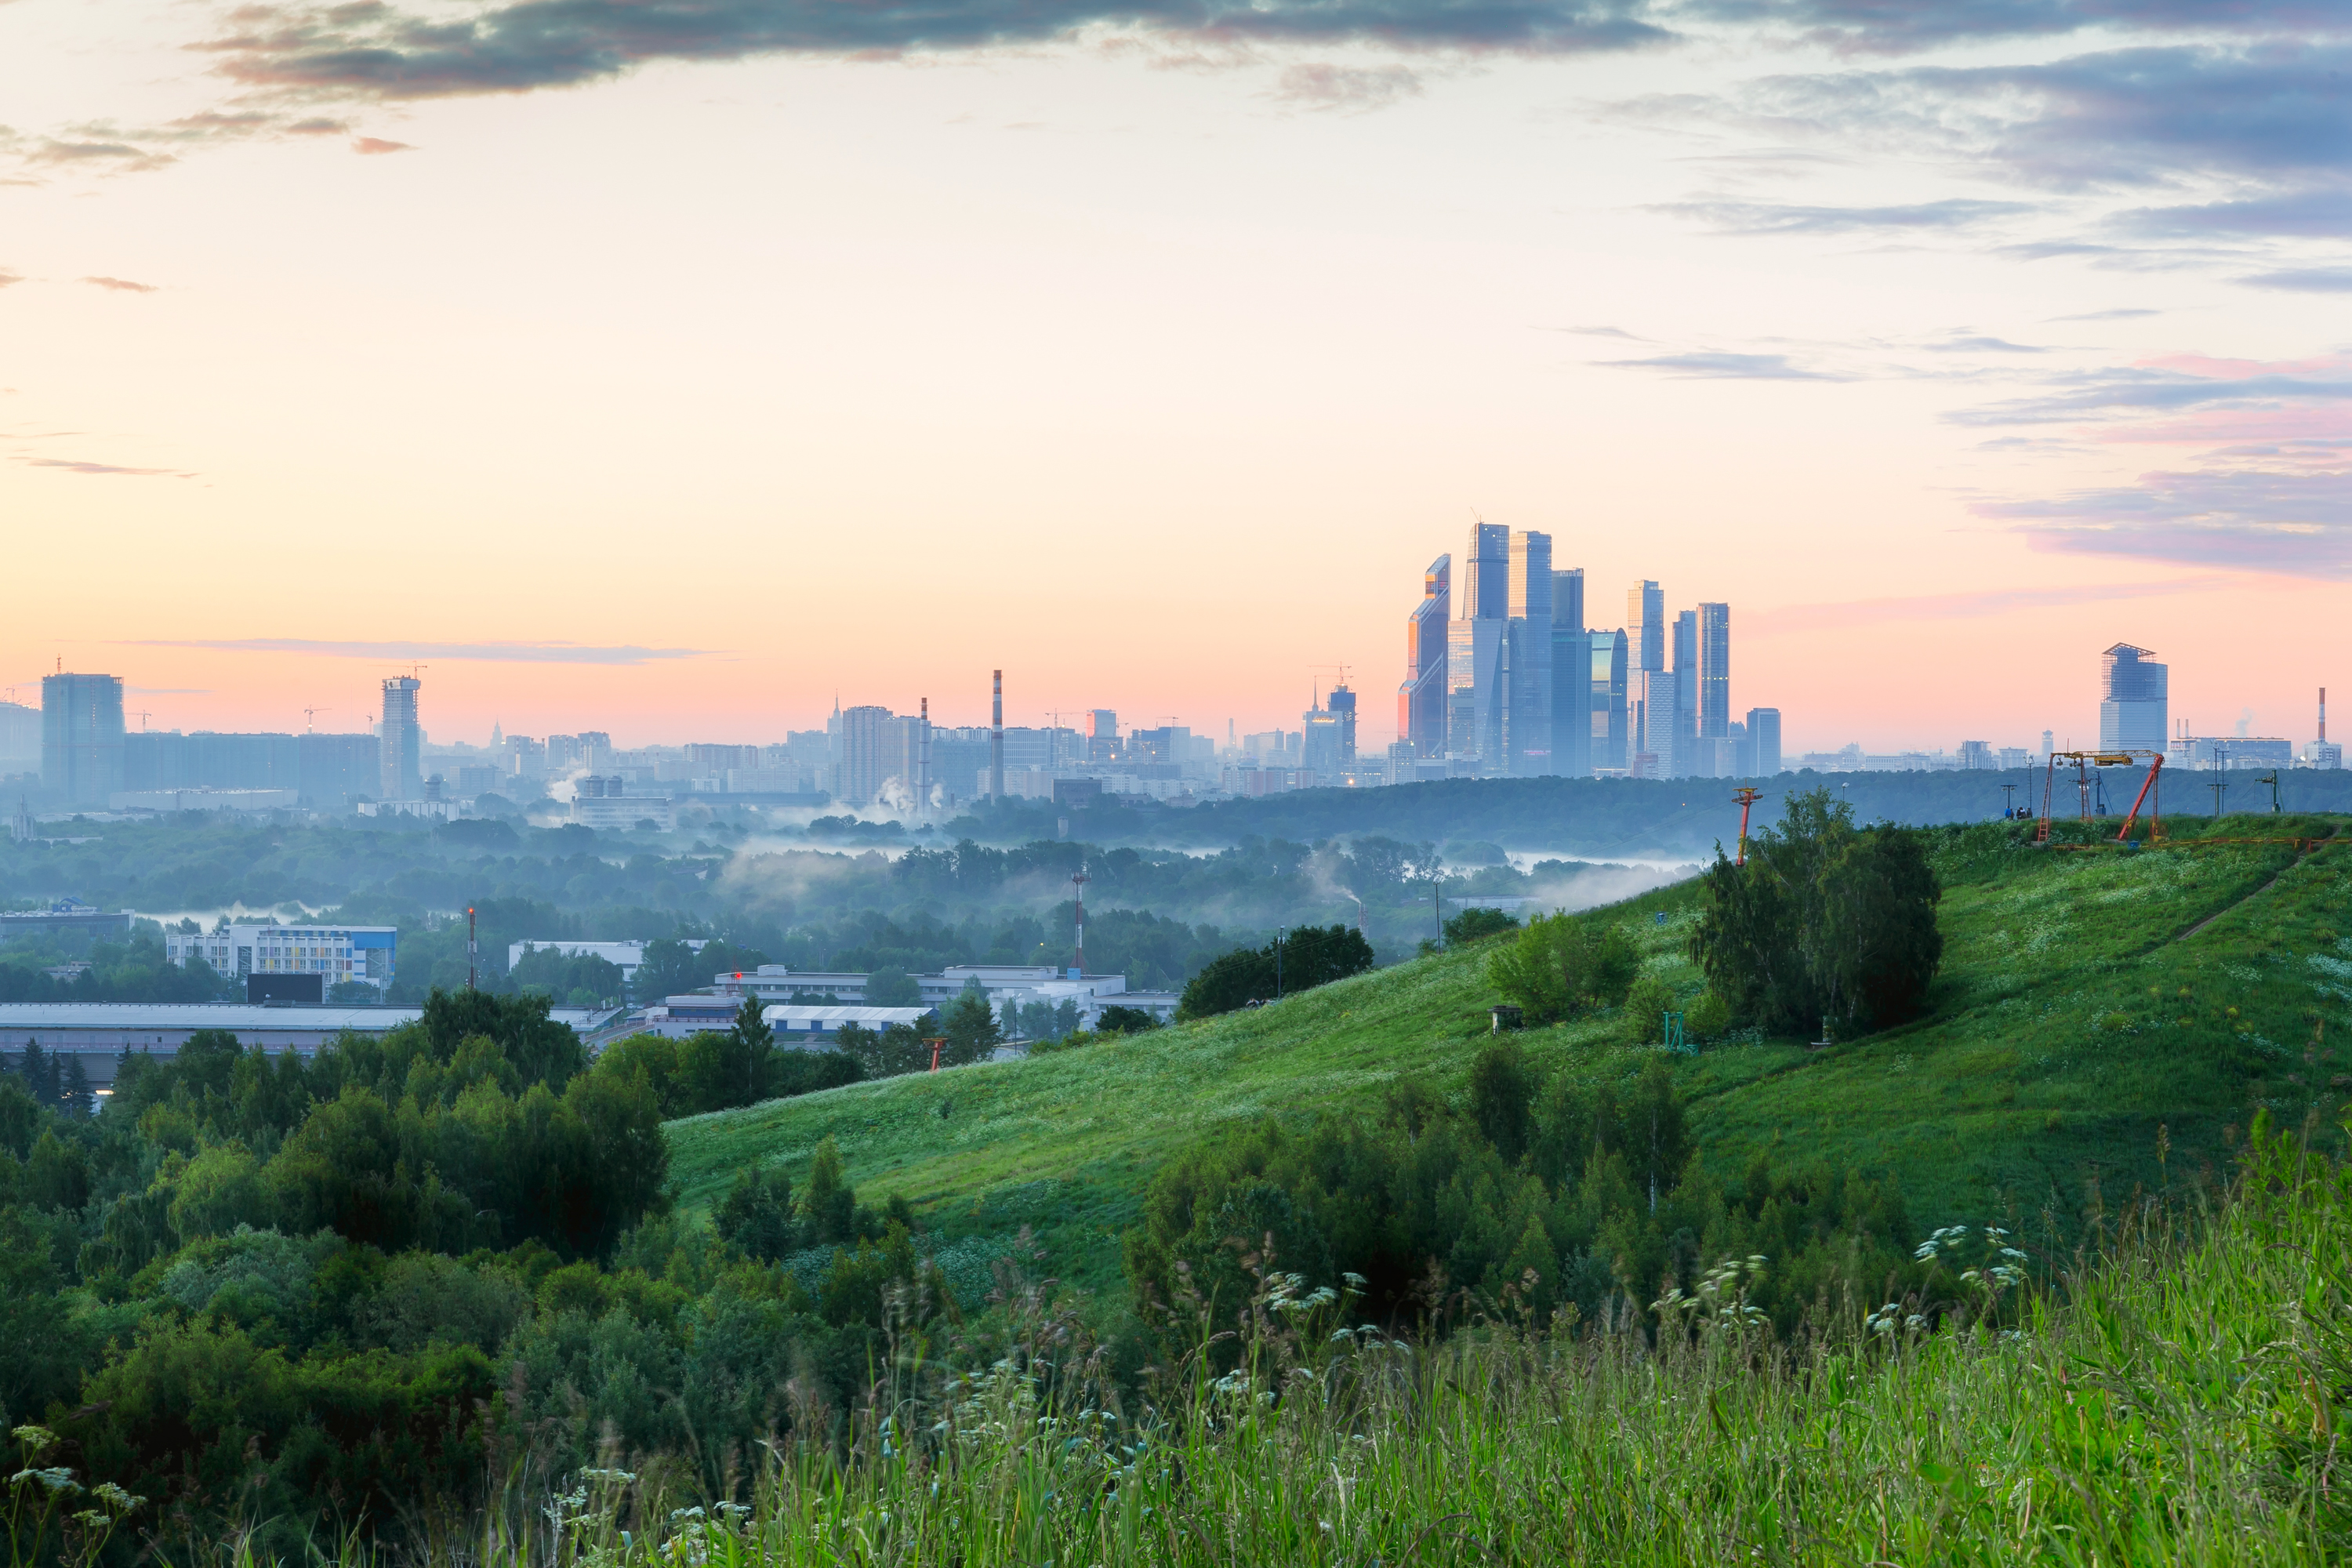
xmin=1733 ymin=786 xmax=1763 ymax=865
xmin=466 ymin=906 xmax=477 ymax=991
xmin=1070 ymin=868 xmax=1090 ymax=976
xmin=2212 ymin=743 xmax=2227 ymax=818
xmin=2000 ymin=782 xmax=2017 ymax=820
xmin=1275 ymin=927 xmax=1285 ymax=1000
xmin=2259 ymin=770 xmax=2281 ymax=813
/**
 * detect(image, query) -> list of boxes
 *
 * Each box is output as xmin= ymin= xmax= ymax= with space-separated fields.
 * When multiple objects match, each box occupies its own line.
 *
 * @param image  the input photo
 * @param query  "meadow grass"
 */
xmin=670 ymin=815 xmax=2352 ymax=1295
xmin=172 ymin=1112 xmax=2350 ymax=1566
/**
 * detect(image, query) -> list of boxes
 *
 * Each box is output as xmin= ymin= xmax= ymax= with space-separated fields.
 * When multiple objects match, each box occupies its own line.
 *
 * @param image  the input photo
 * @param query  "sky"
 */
xmin=1 ymin=0 xmax=2345 ymax=756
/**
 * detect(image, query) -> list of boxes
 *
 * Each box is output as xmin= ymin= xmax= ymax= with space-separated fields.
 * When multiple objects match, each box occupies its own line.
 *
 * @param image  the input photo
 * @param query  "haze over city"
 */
xmin=2 ymin=0 xmax=2344 ymax=754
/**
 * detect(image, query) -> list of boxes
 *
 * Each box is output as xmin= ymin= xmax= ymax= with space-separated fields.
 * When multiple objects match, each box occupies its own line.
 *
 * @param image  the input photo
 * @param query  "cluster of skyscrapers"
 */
xmin=1398 ymin=523 xmax=1778 ymax=779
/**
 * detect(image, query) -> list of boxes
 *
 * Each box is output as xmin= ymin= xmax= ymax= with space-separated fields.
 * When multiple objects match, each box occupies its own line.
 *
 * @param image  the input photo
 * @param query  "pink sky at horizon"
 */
xmin=3 ymin=2 xmax=2344 ymax=757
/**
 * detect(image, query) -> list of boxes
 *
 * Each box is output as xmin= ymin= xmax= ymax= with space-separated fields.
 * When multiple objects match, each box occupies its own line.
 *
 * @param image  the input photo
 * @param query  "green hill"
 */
xmin=666 ymin=814 xmax=2352 ymax=1295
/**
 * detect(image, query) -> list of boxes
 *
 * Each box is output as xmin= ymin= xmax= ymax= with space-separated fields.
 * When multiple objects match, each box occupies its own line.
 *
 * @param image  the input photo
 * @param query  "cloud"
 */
xmin=1650 ymin=196 xmax=2036 ymax=236
xmin=2115 ymin=189 xmax=2352 ymax=239
xmin=30 ymin=458 xmax=191 ymax=476
xmin=2239 ymin=267 xmax=2352 ymax=292
xmin=1638 ymin=43 xmax=2352 ymax=205
xmin=124 ymin=637 xmax=717 ymax=664
xmin=27 ymin=139 xmax=176 ymax=174
xmin=1950 ymin=358 xmax=2352 ymax=426
xmin=2045 ymin=307 xmax=2161 ymax=321
xmin=82 ymin=275 xmax=158 ymax=293
xmin=1927 ymin=334 xmax=2047 ymax=354
xmin=1675 ymin=0 xmax=2350 ymax=56
xmin=1978 ymin=465 xmax=2352 ymax=575
xmin=1271 ymin=63 xmax=1422 ymax=111
xmin=192 ymin=0 xmax=1670 ymax=100
xmin=1744 ymin=575 xmax=2234 ymax=637
xmin=0 ymin=271 xmax=20 ymax=289
xmin=1602 ymin=350 xmax=1849 ymax=379
xmin=351 ymin=136 xmax=415 ymax=153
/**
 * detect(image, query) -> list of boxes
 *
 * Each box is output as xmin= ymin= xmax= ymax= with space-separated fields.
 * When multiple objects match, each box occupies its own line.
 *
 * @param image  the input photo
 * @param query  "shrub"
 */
xmin=1686 ymin=990 xmax=1732 ymax=1040
xmin=1624 ymin=975 xmax=1675 ymax=1044
xmin=1095 ymin=1005 xmax=1160 ymax=1036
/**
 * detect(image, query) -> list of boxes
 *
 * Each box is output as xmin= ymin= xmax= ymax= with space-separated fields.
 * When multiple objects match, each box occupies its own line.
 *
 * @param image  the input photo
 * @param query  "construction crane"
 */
xmin=2037 ymin=750 xmax=2165 ymax=844
xmin=130 ymin=710 xmax=152 ymax=732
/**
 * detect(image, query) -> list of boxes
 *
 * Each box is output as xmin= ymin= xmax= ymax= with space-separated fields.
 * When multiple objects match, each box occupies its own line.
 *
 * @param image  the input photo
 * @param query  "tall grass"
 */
xmin=110 ymin=1114 xmax=2347 ymax=1568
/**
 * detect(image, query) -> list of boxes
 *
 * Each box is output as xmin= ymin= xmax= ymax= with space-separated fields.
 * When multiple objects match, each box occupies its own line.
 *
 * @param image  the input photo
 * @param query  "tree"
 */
xmin=1689 ymin=789 xmax=1943 ymax=1038
xmin=1175 ymin=925 xmax=1376 ymax=1021
xmin=60 ymin=1055 xmax=93 ymax=1118
xmin=1443 ymin=906 xmax=1519 ymax=946
xmin=1095 ymin=1004 xmax=1161 ymax=1036
xmin=1485 ymin=914 xmax=1640 ymax=1024
xmin=715 ymin=1164 xmax=799 ymax=1261
xmin=728 ymin=994 xmax=776 ymax=1107
xmin=863 ymin=969 xmax=921 ymax=1007
xmin=939 ymin=987 xmax=1001 ymax=1065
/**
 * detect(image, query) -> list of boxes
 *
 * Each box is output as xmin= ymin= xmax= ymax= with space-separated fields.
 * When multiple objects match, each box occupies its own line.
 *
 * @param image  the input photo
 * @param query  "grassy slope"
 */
xmin=666 ymin=814 xmax=2352 ymax=1293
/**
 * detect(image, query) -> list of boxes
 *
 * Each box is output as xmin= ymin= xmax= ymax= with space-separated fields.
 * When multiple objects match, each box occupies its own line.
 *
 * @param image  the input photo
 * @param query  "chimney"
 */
xmin=990 ymin=670 xmax=1004 ymax=800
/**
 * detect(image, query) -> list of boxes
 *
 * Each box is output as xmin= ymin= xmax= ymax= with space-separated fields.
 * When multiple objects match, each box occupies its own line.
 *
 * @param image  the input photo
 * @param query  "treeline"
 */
xmin=0 ymin=929 xmax=233 ymax=1005
xmin=0 ymin=992 xmax=961 ymax=1555
xmin=1123 ymin=1046 xmax=1924 ymax=1344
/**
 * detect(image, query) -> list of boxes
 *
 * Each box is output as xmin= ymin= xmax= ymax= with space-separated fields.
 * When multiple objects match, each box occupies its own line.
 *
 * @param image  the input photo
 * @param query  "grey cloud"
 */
xmin=2116 ymin=189 xmax=2352 ymax=238
xmin=1951 ymin=368 xmax=2352 ymax=425
xmin=1602 ymin=350 xmax=1848 ymax=379
xmin=194 ymin=0 xmax=1669 ymax=100
xmin=125 ymin=637 xmax=717 ymax=664
xmin=1650 ymin=196 xmax=2036 ymax=235
xmin=2240 ymin=267 xmax=2352 ymax=292
xmin=1677 ymin=0 xmax=2351 ymax=56
xmin=1662 ymin=43 xmax=2352 ymax=209
xmin=1978 ymin=465 xmax=2352 ymax=575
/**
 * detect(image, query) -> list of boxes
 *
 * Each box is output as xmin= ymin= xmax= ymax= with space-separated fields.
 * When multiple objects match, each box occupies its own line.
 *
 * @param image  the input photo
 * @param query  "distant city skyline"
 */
xmin=3 ymin=0 xmax=2341 ymax=763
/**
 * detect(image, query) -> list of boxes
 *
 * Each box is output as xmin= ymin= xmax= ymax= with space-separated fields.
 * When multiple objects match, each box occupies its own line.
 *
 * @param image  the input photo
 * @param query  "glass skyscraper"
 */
xmin=2100 ymin=644 xmax=2167 ymax=750
xmin=1398 ymin=555 xmax=1450 ymax=757
xmin=1700 ymin=602 xmax=1730 ymax=742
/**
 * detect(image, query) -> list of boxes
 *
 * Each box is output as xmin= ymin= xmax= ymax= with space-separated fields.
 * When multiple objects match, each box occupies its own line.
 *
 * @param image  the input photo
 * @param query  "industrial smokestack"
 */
xmin=918 ymin=697 xmax=931 ymax=817
xmin=2322 ymin=688 xmax=2328 ymax=745
xmin=991 ymin=670 xmax=1004 ymax=800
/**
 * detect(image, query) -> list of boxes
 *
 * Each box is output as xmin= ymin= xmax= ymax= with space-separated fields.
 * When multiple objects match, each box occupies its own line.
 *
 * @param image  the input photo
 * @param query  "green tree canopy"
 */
xmin=1688 ymin=788 xmax=1944 ymax=1039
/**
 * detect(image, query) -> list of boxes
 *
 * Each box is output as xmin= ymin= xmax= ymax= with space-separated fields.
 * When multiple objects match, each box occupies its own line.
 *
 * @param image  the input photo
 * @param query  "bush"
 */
xmin=1095 ymin=1005 xmax=1160 ymax=1036
xmin=1624 ymin=974 xmax=1675 ymax=1044
xmin=1484 ymin=914 xmax=1640 ymax=1024
xmin=1686 ymin=990 xmax=1733 ymax=1040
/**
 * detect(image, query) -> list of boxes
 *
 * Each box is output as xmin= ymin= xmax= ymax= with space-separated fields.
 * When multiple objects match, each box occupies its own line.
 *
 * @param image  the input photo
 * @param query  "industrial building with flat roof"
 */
xmin=0 ymin=1002 xmax=622 ymax=1092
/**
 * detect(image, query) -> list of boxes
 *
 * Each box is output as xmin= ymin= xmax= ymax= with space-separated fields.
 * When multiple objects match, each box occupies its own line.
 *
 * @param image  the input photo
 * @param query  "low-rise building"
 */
xmin=570 ymin=776 xmax=674 ymax=830
xmin=506 ymin=938 xmax=707 ymax=982
xmin=164 ymin=923 xmax=397 ymax=991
